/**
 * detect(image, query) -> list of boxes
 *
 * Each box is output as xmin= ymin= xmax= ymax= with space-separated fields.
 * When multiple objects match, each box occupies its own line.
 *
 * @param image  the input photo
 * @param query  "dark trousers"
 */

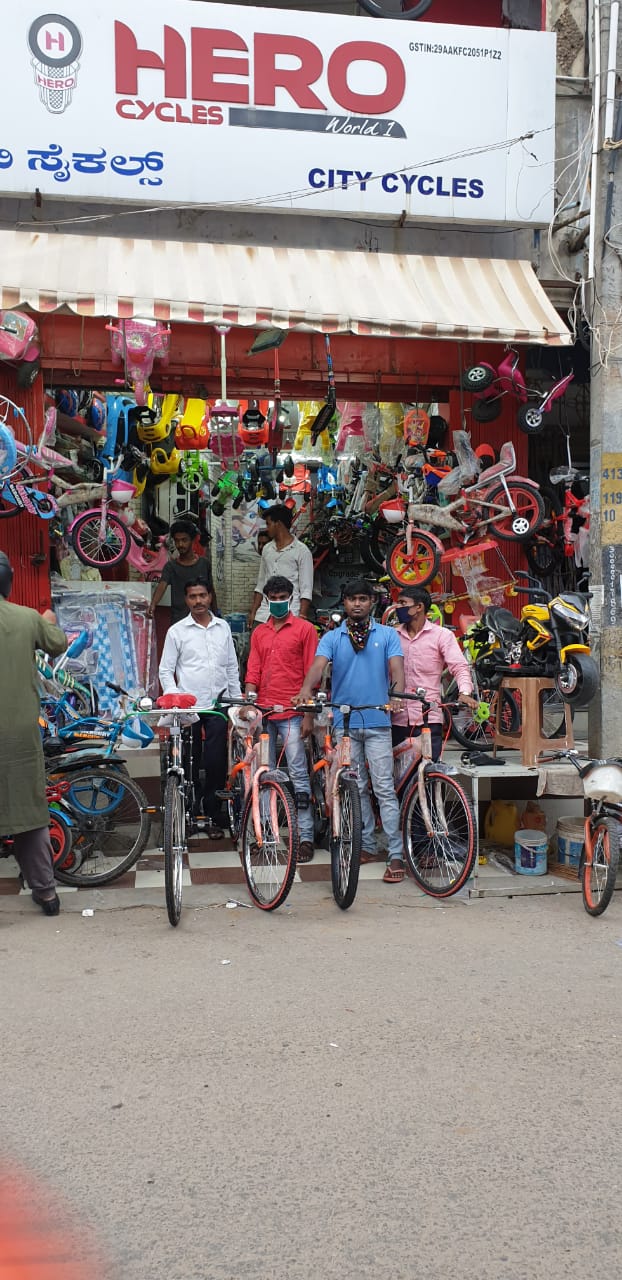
xmin=12 ymin=826 xmax=56 ymax=896
xmin=192 ymin=715 xmax=228 ymax=821
xmin=391 ymin=723 xmax=443 ymax=762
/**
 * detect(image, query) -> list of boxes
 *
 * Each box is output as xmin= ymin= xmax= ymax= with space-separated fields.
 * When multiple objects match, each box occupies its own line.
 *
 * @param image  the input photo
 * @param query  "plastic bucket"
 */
xmin=556 ymin=816 xmax=584 ymax=866
xmin=514 ymin=829 xmax=548 ymax=876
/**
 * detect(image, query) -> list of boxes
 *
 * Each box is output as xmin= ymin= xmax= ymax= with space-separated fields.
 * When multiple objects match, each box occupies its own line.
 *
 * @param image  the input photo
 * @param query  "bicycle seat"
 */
xmin=475 ymin=442 xmax=516 ymax=485
xmin=481 ymin=606 xmax=522 ymax=637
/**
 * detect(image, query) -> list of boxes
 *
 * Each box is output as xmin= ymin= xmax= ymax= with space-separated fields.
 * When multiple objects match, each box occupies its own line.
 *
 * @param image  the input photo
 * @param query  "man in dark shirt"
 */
xmin=148 ymin=520 xmax=216 ymax=624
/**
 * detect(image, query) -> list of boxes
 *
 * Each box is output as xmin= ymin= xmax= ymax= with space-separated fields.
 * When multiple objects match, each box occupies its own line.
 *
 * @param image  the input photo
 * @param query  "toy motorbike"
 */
xmin=469 ymin=572 xmax=597 ymax=707
xmin=462 ymin=348 xmax=574 ymax=434
xmin=107 ymin=319 xmax=171 ymax=406
xmin=0 ymin=310 xmax=40 ymax=387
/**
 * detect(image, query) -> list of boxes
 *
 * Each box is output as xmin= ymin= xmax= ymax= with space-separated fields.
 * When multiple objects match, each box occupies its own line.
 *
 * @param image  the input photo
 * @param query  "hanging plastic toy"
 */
xmin=107 ymin=318 xmax=171 ymax=406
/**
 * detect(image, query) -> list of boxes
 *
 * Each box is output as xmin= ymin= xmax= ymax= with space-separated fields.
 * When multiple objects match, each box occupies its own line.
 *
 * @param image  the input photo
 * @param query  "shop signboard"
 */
xmin=2 ymin=3 xmax=556 ymax=223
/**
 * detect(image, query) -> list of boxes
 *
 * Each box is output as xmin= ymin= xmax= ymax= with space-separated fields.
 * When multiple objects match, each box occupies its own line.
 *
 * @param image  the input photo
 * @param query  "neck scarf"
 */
xmin=346 ymin=616 xmax=372 ymax=652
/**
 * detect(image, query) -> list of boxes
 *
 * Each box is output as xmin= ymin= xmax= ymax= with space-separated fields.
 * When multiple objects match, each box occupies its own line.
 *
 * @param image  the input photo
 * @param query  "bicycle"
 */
xmin=385 ymin=441 xmax=545 ymax=588
xmin=221 ymin=698 xmax=299 ymax=911
xmin=394 ymin=690 xmax=477 ymax=898
xmin=299 ymin=697 xmax=402 ymax=910
xmin=544 ymin=750 xmax=621 ymax=916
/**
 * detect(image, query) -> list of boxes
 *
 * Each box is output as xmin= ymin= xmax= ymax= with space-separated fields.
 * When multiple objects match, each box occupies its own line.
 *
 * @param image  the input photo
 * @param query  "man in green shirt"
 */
xmin=148 ymin=520 xmax=216 ymax=624
xmin=0 ymin=552 xmax=67 ymax=915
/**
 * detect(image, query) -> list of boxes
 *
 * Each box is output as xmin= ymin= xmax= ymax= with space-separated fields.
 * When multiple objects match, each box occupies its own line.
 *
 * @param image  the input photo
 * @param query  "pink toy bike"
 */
xmin=68 ymin=465 xmax=169 ymax=575
xmin=462 ymin=347 xmax=574 ymax=434
xmin=107 ymin=319 xmax=171 ymax=406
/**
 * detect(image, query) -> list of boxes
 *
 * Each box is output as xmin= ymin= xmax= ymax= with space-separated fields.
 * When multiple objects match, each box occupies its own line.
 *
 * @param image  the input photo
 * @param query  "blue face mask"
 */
xmin=268 ymin=597 xmax=291 ymax=618
xmin=396 ymin=605 xmax=413 ymax=624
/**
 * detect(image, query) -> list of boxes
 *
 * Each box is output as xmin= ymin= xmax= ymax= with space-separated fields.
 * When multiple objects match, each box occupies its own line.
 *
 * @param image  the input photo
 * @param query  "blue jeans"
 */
xmin=338 ymin=728 xmax=403 ymax=862
xmin=267 ymin=717 xmax=314 ymax=842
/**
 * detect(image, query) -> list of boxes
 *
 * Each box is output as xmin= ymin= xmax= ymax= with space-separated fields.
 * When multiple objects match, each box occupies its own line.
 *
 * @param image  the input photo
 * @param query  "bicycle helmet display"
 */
xmin=0 ymin=550 xmax=13 ymax=598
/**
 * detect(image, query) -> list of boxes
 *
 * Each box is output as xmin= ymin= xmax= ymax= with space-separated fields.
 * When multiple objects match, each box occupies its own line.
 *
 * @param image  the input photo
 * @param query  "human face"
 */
xmin=185 ymin=585 xmax=212 ymax=619
xmin=396 ymin=595 xmax=426 ymax=627
xmin=173 ymin=532 xmax=193 ymax=557
xmin=343 ymin=592 xmax=373 ymax=621
xmin=257 ymin=532 xmax=270 ymax=555
xmin=265 ymin=587 xmax=292 ymax=619
xmin=263 ymin=516 xmax=277 ymax=540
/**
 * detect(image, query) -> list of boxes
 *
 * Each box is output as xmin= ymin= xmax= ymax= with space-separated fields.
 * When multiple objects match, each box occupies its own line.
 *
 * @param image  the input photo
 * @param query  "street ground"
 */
xmin=1 ymin=882 xmax=621 ymax=1280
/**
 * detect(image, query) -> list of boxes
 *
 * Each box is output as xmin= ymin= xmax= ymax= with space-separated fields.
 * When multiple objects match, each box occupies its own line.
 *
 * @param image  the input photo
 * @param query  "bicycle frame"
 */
xmin=226 ymin=710 xmax=286 ymax=847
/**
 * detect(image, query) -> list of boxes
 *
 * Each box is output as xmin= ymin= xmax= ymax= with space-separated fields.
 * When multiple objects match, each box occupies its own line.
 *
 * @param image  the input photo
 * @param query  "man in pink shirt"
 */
xmin=245 ymin=575 xmax=318 ymax=862
xmin=392 ymin=586 xmax=477 ymax=759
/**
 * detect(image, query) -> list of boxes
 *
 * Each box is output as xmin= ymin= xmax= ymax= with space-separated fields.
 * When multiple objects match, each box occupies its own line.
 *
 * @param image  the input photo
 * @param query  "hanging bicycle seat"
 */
xmin=476 ymin=442 xmax=516 ymax=485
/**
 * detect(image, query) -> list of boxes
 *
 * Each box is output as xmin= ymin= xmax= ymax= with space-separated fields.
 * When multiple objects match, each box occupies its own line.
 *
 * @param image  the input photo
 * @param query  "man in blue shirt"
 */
xmin=299 ymin=578 xmax=407 ymax=882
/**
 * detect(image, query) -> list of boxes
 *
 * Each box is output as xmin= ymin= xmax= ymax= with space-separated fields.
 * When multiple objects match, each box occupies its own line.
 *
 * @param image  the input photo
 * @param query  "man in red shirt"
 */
xmin=245 ymin=575 xmax=318 ymax=862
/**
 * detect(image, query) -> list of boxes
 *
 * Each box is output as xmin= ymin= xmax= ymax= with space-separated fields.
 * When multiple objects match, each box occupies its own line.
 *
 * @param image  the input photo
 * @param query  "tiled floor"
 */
xmin=0 ymin=838 xmax=392 ymax=897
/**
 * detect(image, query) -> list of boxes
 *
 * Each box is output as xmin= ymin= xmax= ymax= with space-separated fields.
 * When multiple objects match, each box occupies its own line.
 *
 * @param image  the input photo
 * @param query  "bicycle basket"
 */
xmin=583 ymin=763 xmax=622 ymax=804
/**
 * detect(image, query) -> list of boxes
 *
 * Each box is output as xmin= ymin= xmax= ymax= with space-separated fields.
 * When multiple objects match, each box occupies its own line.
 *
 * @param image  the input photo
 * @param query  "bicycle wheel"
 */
xmin=0 ymin=495 xmax=20 ymax=518
xmin=309 ymin=738 xmax=329 ymax=843
xmin=386 ymin=531 xmax=442 ymax=588
xmin=53 ymin=767 xmax=150 ymax=886
xmin=164 ymin=774 xmax=185 ymax=927
xmin=449 ymin=686 xmax=520 ymax=751
xmin=226 ymin=736 xmax=246 ymax=841
xmin=401 ymin=770 xmax=476 ymax=898
xmin=241 ymin=773 xmax=298 ymax=910
xmin=488 ymin=482 xmax=545 ymax=541
xmin=331 ymin=775 xmax=362 ymax=910
xmin=71 ymin=511 xmax=131 ymax=568
xmin=582 ymin=817 xmax=620 ymax=917
xmin=49 ymin=811 xmax=73 ymax=871
xmin=360 ymin=519 xmax=395 ymax=573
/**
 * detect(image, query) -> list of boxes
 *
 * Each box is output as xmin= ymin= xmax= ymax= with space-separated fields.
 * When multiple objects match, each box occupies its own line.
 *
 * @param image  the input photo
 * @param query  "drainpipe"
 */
xmin=604 ymin=0 xmax=620 ymax=143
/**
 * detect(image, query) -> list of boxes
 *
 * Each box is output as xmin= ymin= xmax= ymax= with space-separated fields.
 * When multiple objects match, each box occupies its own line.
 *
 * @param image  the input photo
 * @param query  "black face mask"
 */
xmin=395 ymin=605 xmax=412 ymax=624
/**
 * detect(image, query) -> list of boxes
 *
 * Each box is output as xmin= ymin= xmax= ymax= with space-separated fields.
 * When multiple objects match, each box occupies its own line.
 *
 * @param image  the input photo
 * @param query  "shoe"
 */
xmin=32 ymin=891 xmax=61 ymax=916
xmin=298 ymin=841 xmax=314 ymax=864
xmin=205 ymin=822 xmax=225 ymax=840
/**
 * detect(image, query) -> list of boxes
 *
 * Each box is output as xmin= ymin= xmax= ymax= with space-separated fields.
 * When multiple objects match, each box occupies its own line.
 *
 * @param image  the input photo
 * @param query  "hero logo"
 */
xmin=114 ymin=22 xmax=407 ymax=129
xmin=28 ymin=13 xmax=83 ymax=115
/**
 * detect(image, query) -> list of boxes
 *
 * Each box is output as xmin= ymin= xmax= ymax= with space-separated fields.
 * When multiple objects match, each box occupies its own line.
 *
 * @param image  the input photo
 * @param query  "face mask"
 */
xmin=396 ymin=605 xmax=413 ymax=624
xmin=268 ymin=597 xmax=291 ymax=618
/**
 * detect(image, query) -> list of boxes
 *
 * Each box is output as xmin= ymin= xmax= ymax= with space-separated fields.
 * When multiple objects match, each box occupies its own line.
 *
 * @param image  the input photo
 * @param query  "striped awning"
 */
xmin=0 ymin=230 xmax=571 ymax=345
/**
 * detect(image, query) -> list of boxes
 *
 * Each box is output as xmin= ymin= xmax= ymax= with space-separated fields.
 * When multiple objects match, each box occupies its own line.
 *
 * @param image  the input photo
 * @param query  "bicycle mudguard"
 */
xmin=46 ymin=752 xmax=126 ymax=771
xmin=265 ymin=768 xmax=289 ymax=785
xmin=421 ymin=760 xmax=460 ymax=777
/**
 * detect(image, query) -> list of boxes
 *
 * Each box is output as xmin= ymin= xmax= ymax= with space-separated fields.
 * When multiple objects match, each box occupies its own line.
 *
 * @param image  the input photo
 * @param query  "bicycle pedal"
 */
xmin=215 ymin=790 xmax=230 ymax=800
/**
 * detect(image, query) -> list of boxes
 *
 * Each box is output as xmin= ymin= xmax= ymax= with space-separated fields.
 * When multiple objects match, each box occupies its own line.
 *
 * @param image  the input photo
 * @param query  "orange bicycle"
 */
xmin=221 ymin=697 xmax=299 ymax=910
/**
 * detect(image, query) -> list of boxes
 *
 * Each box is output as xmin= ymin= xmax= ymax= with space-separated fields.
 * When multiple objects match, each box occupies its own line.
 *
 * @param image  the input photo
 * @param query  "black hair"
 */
xmin=342 ymin=577 xmax=374 ymax=601
xmin=170 ymin=520 xmax=196 ymax=538
xmin=263 ymin=575 xmax=294 ymax=597
xmin=396 ymin=585 xmax=431 ymax=611
xmin=184 ymin=579 xmax=212 ymax=596
xmin=265 ymin=503 xmax=293 ymax=530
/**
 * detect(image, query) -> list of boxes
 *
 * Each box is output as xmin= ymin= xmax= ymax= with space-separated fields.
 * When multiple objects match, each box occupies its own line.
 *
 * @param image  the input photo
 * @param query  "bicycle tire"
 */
xmin=240 ymin=774 xmax=298 ymax=910
xmin=309 ymin=738 xmax=329 ymax=843
xmin=487 ymin=481 xmax=545 ymax=541
xmin=360 ymin=518 xmax=395 ymax=573
xmin=226 ymin=734 xmax=247 ymax=841
xmin=49 ymin=811 xmax=74 ymax=870
xmin=164 ymin=773 xmax=185 ymax=927
xmin=386 ymin=531 xmax=442 ymax=588
xmin=53 ymin=767 xmax=150 ymax=886
xmin=0 ymin=496 xmax=20 ymax=518
xmin=449 ymin=686 xmax=520 ymax=751
xmin=401 ymin=770 xmax=476 ymax=898
xmin=582 ymin=816 xmax=620 ymax=917
xmin=71 ymin=510 xmax=132 ymax=568
xmin=330 ymin=775 xmax=362 ymax=910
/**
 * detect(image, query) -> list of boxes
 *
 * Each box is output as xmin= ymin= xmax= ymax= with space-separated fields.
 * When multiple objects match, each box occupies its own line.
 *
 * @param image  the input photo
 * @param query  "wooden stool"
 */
xmin=494 ymin=676 xmax=574 ymax=767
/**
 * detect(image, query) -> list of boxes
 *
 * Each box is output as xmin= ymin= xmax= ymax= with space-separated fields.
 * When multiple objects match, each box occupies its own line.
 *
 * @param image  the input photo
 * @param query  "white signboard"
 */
xmin=1 ymin=3 xmax=556 ymax=223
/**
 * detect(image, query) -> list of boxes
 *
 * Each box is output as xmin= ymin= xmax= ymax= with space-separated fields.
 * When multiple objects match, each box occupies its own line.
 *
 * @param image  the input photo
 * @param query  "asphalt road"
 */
xmin=1 ymin=883 xmax=621 ymax=1280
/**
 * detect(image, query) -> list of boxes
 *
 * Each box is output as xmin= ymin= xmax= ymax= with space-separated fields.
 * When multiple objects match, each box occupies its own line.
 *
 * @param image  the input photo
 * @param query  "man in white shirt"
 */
xmin=159 ymin=580 xmax=242 ymax=836
xmin=247 ymin=504 xmax=314 ymax=627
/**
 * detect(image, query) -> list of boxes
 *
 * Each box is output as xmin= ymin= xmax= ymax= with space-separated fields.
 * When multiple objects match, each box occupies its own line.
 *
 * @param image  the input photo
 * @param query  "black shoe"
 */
xmin=32 ymin=892 xmax=61 ymax=916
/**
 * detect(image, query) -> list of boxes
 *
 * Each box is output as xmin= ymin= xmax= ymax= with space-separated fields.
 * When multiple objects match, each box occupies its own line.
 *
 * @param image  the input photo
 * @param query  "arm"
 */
xmin=244 ymin=629 xmax=262 ymax=693
xmin=388 ymin=654 xmax=405 ymax=697
xmin=439 ymin=630 xmax=477 ymax=705
xmin=247 ymin=590 xmax=263 ymax=628
xmin=298 ymin=654 xmax=329 ymax=702
xmin=158 ymin=629 xmax=180 ymax=695
xmin=225 ymin=633 xmax=242 ymax=700
xmin=298 ymin=545 xmax=314 ymax=618
xmin=148 ymin=563 xmax=172 ymax=618
xmin=35 ymin=613 xmax=67 ymax=658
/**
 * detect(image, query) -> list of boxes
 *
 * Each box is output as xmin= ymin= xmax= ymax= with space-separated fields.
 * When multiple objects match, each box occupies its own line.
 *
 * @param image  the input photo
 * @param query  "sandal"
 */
xmin=383 ymin=861 xmax=406 ymax=884
xmin=360 ymin=850 xmax=383 ymax=864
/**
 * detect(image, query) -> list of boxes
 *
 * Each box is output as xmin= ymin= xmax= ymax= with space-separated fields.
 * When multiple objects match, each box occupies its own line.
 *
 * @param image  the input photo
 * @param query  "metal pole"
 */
xmin=588 ymin=0 xmax=622 ymax=756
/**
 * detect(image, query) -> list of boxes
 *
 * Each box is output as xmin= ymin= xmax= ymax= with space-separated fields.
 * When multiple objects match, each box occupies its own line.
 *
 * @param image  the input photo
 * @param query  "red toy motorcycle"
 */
xmin=462 ymin=348 xmax=573 ymax=434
